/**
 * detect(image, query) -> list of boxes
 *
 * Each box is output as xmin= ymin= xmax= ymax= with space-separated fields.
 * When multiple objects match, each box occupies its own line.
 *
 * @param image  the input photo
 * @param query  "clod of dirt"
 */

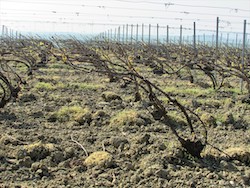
xmin=84 ymin=151 xmax=113 ymax=168
xmin=219 ymin=160 xmax=237 ymax=171
xmin=101 ymin=91 xmax=122 ymax=102
xmin=64 ymin=147 xmax=75 ymax=159
xmin=22 ymin=141 xmax=56 ymax=161
xmin=47 ymin=113 xmax=58 ymax=122
xmin=19 ymin=93 xmax=37 ymax=103
xmin=91 ymin=110 xmax=110 ymax=126
xmin=136 ymin=134 xmax=151 ymax=145
xmin=92 ymin=110 xmax=108 ymax=119
xmin=151 ymin=109 xmax=165 ymax=120
xmin=241 ymin=95 xmax=250 ymax=104
xmin=18 ymin=156 xmax=32 ymax=168
xmin=74 ymin=109 xmax=92 ymax=125
xmin=143 ymin=164 xmax=163 ymax=176
xmin=200 ymin=113 xmax=217 ymax=127
xmin=110 ymin=137 xmax=129 ymax=148
xmin=31 ymin=162 xmax=50 ymax=177
xmin=143 ymin=164 xmax=169 ymax=179
xmin=110 ymin=109 xmax=146 ymax=129
xmin=223 ymin=147 xmax=250 ymax=165
xmin=139 ymin=154 xmax=164 ymax=170
xmin=223 ymin=112 xmax=234 ymax=124
xmin=51 ymin=151 xmax=65 ymax=164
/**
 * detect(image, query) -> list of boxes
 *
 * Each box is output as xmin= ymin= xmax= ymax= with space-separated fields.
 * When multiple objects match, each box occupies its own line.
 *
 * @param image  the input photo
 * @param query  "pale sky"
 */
xmin=0 ymin=0 xmax=249 ymax=36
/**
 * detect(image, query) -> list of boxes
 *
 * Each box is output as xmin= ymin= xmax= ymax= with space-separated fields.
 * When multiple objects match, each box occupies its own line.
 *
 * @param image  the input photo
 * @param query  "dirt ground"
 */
xmin=0 ymin=62 xmax=250 ymax=188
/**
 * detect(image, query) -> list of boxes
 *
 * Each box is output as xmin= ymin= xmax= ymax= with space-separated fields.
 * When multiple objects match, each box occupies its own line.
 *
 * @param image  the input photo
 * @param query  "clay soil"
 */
xmin=0 ymin=62 xmax=250 ymax=188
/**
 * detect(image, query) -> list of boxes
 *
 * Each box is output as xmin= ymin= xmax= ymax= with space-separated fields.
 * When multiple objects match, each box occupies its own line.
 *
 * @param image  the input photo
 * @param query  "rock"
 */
xmin=110 ymin=137 xmax=129 ymax=148
xmin=18 ymin=156 xmax=32 ymax=168
xmin=64 ymin=147 xmax=75 ymax=159
xmin=84 ymin=151 xmax=113 ymax=168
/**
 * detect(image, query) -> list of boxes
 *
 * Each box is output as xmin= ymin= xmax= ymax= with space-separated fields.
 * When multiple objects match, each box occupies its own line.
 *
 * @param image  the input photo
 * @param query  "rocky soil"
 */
xmin=0 ymin=62 xmax=250 ymax=188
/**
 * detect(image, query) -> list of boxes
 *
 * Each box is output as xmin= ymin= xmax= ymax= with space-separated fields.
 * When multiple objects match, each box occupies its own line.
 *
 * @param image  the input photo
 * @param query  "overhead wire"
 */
xmin=3 ymin=0 xmax=249 ymax=12
xmin=1 ymin=0 xmax=248 ymax=18
xmin=1 ymin=0 xmax=248 ymax=34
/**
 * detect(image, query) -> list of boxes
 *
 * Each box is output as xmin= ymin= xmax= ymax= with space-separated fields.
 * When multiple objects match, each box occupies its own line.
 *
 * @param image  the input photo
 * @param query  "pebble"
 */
xmin=229 ymin=180 xmax=235 ymax=186
xmin=207 ymin=173 xmax=214 ymax=179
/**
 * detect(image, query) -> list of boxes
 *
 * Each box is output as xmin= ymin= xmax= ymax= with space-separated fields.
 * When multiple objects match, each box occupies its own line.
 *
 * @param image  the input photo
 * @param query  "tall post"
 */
xmin=180 ymin=25 xmax=182 ymax=45
xmin=110 ymin=29 xmax=113 ymax=41
xmin=167 ymin=25 xmax=169 ymax=44
xmin=122 ymin=25 xmax=125 ymax=43
xmin=236 ymin=33 xmax=238 ymax=47
xmin=156 ymin=23 xmax=159 ymax=45
xmin=193 ymin=22 xmax=196 ymax=50
xmin=2 ymin=25 xmax=4 ymax=37
xmin=216 ymin=17 xmax=219 ymax=54
xmin=142 ymin=23 xmax=144 ymax=42
xmin=136 ymin=24 xmax=139 ymax=42
xmin=240 ymin=20 xmax=247 ymax=92
xmin=131 ymin=24 xmax=133 ymax=44
xmin=148 ymin=24 xmax=151 ymax=44
xmin=212 ymin=34 xmax=214 ymax=46
xmin=6 ymin=27 xmax=8 ymax=37
xmin=119 ymin=26 xmax=121 ymax=42
xmin=108 ymin=30 xmax=110 ymax=42
xmin=118 ymin=26 xmax=120 ymax=42
xmin=227 ymin=33 xmax=229 ymax=46
xmin=114 ymin=28 xmax=117 ymax=41
xmin=126 ymin=24 xmax=128 ymax=43
xmin=203 ymin=33 xmax=206 ymax=45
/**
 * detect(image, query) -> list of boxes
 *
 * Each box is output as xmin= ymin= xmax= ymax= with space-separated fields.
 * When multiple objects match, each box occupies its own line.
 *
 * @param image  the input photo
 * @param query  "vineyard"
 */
xmin=0 ymin=35 xmax=250 ymax=187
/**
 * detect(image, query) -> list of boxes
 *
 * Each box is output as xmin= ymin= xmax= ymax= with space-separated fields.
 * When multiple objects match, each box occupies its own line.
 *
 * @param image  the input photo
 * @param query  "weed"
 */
xmin=34 ymin=82 xmax=54 ymax=91
xmin=54 ymin=105 xmax=90 ymax=122
xmin=110 ymin=109 xmax=140 ymax=127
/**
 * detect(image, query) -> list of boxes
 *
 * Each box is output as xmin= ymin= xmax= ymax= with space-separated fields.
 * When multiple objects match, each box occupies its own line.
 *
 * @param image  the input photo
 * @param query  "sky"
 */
xmin=0 ymin=0 xmax=249 ymax=36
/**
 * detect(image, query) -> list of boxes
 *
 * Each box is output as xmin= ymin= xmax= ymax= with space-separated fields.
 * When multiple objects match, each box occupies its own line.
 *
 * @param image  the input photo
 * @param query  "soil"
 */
xmin=0 ymin=62 xmax=250 ymax=188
